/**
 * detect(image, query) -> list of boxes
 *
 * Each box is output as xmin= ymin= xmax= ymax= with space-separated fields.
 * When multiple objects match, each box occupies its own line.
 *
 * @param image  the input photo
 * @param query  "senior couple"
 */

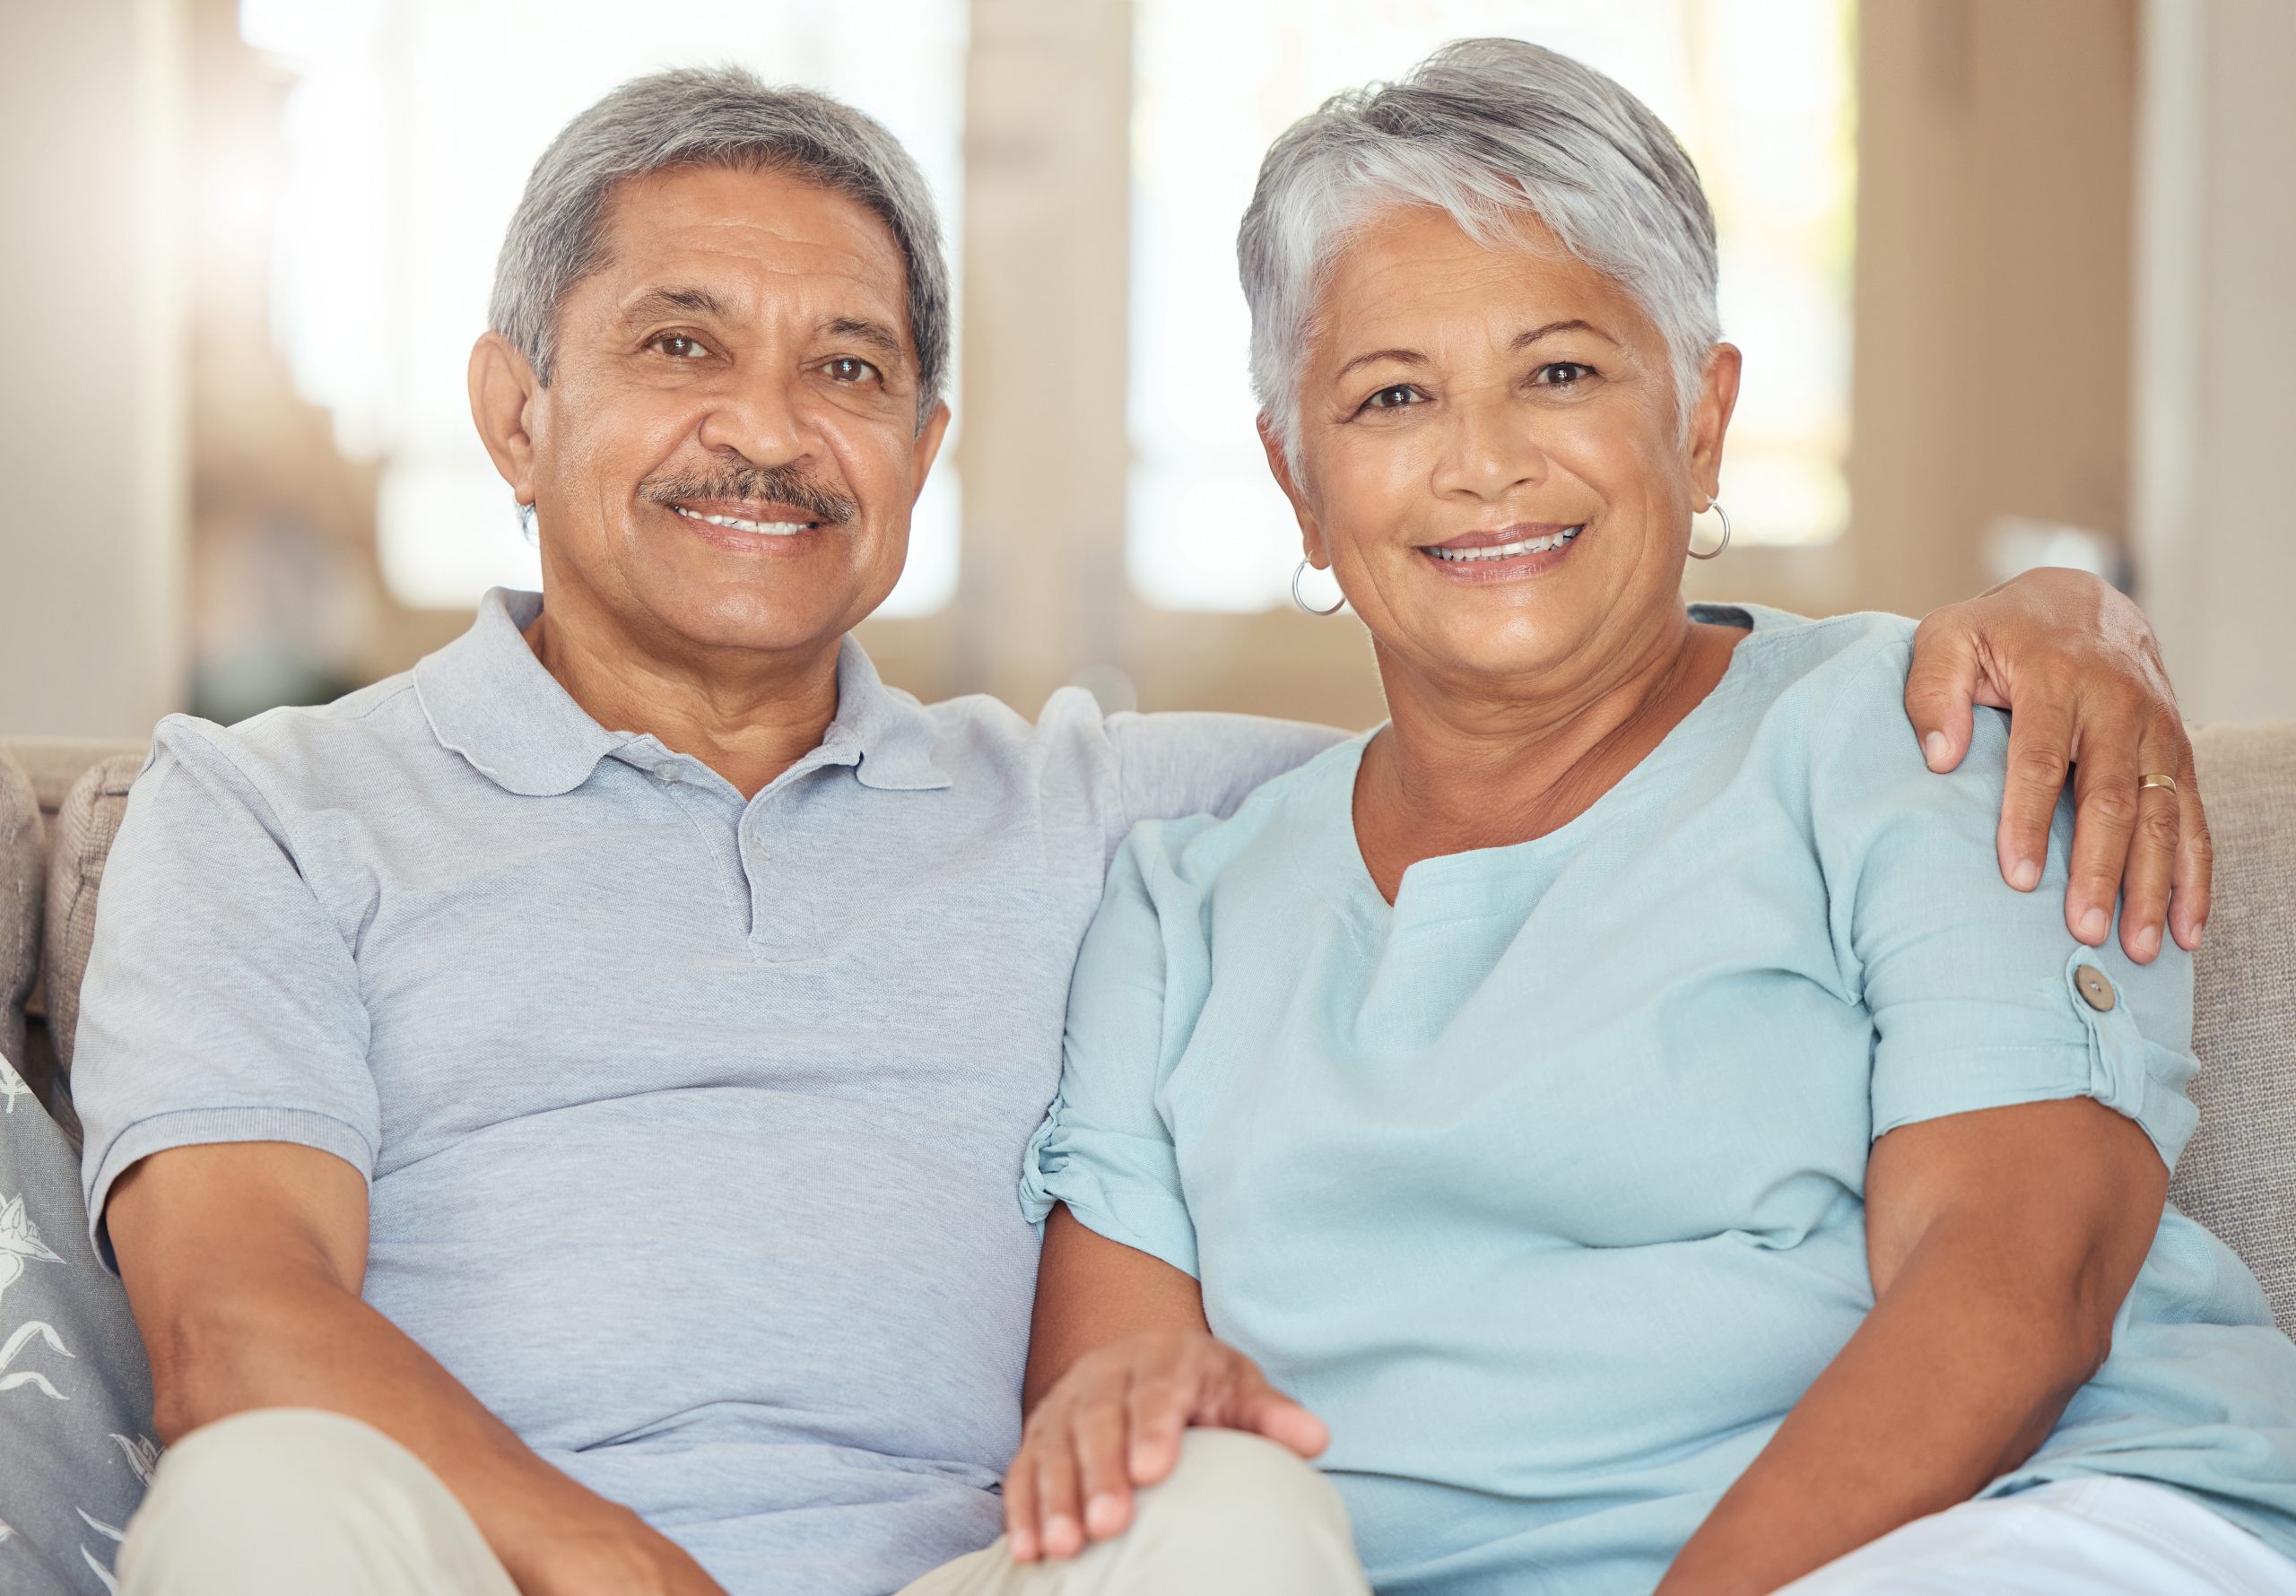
xmin=69 ymin=39 xmax=2295 ymax=1596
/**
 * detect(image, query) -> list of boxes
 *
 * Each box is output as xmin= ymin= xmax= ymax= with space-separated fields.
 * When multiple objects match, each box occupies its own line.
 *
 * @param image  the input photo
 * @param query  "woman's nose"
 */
xmin=1431 ymin=390 xmax=1547 ymax=502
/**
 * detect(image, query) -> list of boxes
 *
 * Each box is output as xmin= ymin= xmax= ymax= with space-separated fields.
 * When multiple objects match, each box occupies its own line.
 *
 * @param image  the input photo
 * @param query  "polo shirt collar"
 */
xmin=820 ymin=635 xmax=953 ymax=792
xmin=413 ymin=588 xmax=951 ymax=797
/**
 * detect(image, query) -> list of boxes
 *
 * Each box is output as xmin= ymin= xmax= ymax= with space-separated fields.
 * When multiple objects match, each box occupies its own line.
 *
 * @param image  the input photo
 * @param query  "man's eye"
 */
xmin=823 ymin=356 xmax=881 ymax=384
xmin=1532 ymin=361 xmax=1596 ymax=386
xmin=652 ymin=334 xmax=709 ymax=360
xmin=1362 ymin=385 xmax=1422 ymax=412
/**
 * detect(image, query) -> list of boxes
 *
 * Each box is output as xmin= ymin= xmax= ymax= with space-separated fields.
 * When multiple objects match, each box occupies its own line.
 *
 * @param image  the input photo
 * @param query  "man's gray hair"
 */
xmin=1239 ymin=38 xmax=1720 ymax=459
xmin=490 ymin=65 xmax=951 ymax=429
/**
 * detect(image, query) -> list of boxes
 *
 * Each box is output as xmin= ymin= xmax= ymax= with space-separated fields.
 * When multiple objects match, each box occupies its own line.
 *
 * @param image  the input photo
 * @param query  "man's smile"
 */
xmin=666 ymin=499 xmax=821 ymax=537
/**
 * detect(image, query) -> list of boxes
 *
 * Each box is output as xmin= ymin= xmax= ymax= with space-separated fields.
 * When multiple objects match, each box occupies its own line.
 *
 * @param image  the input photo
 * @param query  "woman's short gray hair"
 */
xmin=490 ymin=65 xmax=950 ymax=430
xmin=1239 ymin=39 xmax=1720 ymax=459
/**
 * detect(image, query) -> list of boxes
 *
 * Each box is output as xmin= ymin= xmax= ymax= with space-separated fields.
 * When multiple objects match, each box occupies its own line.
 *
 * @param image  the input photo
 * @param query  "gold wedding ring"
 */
xmin=2139 ymin=773 xmax=2179 ymax=794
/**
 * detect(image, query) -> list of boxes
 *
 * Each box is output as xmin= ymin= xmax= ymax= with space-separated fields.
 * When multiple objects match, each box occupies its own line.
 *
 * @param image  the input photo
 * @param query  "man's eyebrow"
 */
xmin=820 ymin=316 xmax=909 ymax=367
xmin=620 ymin=286 xmax=735 ymax=324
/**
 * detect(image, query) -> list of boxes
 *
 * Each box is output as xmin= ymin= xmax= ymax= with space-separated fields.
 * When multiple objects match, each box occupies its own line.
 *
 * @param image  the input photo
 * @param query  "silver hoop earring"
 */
xmin=1292 ymin=558 xmax=1346 ymax=615
xmin=1689 ymin=501 xmax=1731 ymax=560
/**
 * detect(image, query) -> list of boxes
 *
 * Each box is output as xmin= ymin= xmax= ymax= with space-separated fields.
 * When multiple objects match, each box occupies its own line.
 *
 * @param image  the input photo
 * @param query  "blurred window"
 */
xmin=1126 ymin=0 xmax=1857 ymax=611
xmin=240 ymin=0 xmax=967 ymax=616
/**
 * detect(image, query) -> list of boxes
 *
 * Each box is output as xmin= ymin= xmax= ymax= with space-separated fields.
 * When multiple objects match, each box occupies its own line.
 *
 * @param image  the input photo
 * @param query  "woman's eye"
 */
xmin=1362 ymin=385 xmax=1422 ymax=412
xmin=652 ymin=334 xmax=708 ymax=360
xmin=823 ymin=356 xmax=881 ymax=384
xmin=1532 ymin=361 xmax=1596 ymax=386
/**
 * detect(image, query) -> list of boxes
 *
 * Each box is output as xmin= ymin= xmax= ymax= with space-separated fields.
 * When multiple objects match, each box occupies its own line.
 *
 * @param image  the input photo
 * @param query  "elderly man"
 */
xmin=71 ymin=66 xmax=2205 ymax=1596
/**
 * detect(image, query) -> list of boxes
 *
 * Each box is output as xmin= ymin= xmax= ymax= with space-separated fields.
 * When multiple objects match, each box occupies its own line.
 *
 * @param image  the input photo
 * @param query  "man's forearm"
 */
xmin=161 ymin=1270 xmax=633 ymax=1591
xmin=1654 ymin=1241 xmax=2098 ymax=1596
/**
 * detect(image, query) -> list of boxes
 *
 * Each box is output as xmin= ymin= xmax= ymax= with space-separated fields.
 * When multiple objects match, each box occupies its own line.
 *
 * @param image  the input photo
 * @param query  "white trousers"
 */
xmin=1781 ymin=1477 xmax=2296 ymax=1596
xmin=115 ymin=1409 xmax=1370 ymax=1596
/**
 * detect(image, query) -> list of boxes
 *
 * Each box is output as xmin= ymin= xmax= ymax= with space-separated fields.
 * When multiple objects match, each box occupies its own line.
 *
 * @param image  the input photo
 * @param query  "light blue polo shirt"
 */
xmin=1027 ymin=605 xmax=2296 ymax=1595
xmin=69 ymin=587 xmax=1339 ymax=1596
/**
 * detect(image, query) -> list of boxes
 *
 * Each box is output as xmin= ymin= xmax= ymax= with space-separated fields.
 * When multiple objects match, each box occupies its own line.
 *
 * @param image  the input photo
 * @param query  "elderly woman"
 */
xmin=1002 ymin=39 xmax=2296 ymax=1596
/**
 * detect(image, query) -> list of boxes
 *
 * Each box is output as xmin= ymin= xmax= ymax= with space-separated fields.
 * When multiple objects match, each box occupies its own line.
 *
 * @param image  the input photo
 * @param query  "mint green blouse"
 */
xmin=1024 ymin=607 xmax=2296 ymax=1595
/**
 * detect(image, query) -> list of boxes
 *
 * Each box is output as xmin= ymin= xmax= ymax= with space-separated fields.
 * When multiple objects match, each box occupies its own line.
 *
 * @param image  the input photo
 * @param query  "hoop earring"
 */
xmin=1689 ymin=500 xmax=1731 ymax=560
xmin=1292 ymin=558 xmax=1346 ymax=615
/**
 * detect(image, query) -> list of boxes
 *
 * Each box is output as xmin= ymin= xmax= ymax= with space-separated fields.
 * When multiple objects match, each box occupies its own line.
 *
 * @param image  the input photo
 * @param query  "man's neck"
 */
xmin=522 ymin=598 xmax=844 ymax=801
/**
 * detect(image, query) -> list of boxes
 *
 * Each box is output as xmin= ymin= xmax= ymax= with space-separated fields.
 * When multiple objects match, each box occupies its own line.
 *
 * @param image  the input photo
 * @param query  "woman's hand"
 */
xmin=1903 ymin=567 xmax=2210 ymax=963
xmin=1003 ymin=1330 xmax=1328 ymax=1564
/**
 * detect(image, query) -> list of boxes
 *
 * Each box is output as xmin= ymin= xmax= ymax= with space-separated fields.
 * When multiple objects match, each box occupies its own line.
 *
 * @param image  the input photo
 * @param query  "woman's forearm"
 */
xmin=1654 ymin=1229 xmax=2102 ymax=1596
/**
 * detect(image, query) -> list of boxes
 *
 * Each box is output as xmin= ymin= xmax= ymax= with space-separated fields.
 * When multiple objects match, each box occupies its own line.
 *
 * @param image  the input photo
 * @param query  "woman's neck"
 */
xmin=1355 ymin=608 xmax=1743 ymax=900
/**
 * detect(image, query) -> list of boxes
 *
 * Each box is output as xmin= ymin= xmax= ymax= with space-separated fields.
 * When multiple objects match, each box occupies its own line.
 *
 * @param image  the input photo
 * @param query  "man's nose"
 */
xmin=697 ymin=364 xmax=809 ymax=469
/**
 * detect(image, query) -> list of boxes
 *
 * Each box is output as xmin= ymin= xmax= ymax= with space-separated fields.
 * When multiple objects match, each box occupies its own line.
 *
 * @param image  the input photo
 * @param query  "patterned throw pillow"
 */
xmin=0 ymin=1054 xmax=157 ymax=1594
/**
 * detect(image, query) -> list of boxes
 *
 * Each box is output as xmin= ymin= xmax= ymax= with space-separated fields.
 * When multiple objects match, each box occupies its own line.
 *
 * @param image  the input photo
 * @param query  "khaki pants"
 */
xmin=117 ymin=1409 xmax=1370 ymax=1596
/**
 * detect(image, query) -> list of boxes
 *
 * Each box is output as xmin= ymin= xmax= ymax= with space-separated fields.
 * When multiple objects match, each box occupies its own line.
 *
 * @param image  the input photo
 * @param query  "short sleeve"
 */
xmin=1104 ymin=712 xmax=1343 ymax=848
xmin=1021 ymin=820 xmax=1213 ymax=1278
xmin=73 ymin=720 xmax=379 ymax=1267
xmin=1813 ymin=641 xmax=2199 ymax=1171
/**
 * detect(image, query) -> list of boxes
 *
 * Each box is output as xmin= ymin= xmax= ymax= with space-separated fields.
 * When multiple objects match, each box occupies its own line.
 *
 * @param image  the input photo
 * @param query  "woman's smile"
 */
xmin=1419 ymin=521 xmax=1586 ymax=584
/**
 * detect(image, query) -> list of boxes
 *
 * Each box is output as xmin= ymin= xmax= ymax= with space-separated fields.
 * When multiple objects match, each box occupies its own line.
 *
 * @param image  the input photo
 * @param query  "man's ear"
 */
xmin=1687 ymin=343 xmax=1743 ymax=509
xmin=909 ymin=399 xmax=953 ymax=505
xmin=1257 ymin=415 xmax=1331 ymax=569
xmin=469 ymin=332 xmax=542 ymax=510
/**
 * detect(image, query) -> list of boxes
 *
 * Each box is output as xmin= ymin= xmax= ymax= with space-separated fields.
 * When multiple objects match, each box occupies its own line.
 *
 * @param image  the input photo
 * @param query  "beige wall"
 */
xmin=0 ymin=0 xmax=188 ymax=739
xmin=2132 ymin=0 xmax=2296 ymax=724
xmin=1690 ymin=0 xmax=2139 ymax=624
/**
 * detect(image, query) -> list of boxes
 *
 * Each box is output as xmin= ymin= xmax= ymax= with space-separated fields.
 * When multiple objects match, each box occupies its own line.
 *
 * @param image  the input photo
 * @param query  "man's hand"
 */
xmin=514 ymin=1507 xmax=729 ymax=1596
xmin=1003 ymin=1330 xmax=1326 ymax=1565
xmin=1903 ymin=567 xmax=2209 ymax=963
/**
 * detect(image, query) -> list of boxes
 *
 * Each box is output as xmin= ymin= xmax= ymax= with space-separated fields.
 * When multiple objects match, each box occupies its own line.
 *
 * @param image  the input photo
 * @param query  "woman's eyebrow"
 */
xmin=1511 ymin=317 xmax=1613 ymax=349
xmin=1334 ymin=347 xmax=1426 ymax=382
xmin=1335 ymin=319 xmax=1618 ymax=383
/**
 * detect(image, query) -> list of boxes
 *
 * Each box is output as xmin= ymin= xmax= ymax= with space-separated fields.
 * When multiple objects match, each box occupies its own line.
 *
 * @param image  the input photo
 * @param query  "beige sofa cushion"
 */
xmin=0 ymin=739 xmax=147 ymax=1114
xmin=2176 ymin=724 xmax=2296 ymax=1338
xmin=0 ymin=748 xmax=36 ymax=1069
xmin=43 ymin=752 xmax=144 ymax=1080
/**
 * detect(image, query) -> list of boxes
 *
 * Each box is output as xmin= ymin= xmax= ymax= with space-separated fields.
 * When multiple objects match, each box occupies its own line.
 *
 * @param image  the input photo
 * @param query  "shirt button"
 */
xmin=2074 ymin=965 xmax=2118 ymax=1012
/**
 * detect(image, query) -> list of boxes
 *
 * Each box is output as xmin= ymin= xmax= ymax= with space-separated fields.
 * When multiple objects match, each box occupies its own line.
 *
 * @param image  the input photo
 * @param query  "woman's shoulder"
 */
xmin=1706 ymin=604 xmax=1929 ymax=756
xmin=1705 ymin=603 xmax=1918 ymax=690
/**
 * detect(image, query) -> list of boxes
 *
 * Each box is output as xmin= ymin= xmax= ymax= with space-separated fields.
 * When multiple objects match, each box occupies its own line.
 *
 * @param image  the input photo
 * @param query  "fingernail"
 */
xmin=2012 ymin=859 xmax=2041 ymax=891
xmin=1924 ymin=731 xmax=1950 ymax=770
xmin=2078 ymin=906 xmax=2109 ymax=942
xmin=1087 ymin=1492 xmax=1126 ymax=1536
xmin=2135 ymin=925 xmax=2161 ymax=960
xmin=1044 ymin=1516 xmax=1079 ymax=1557
xmin=1009 ymin=1531 xmax=1037 ymax=1563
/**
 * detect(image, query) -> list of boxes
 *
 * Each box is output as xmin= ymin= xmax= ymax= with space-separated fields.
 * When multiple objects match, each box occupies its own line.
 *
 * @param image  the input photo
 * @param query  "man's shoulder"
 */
xmin=144 ymin=672 xmax=429 ymax=819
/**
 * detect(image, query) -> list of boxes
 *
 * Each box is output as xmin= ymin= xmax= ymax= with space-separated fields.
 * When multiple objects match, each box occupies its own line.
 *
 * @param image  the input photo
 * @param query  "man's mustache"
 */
xmin=639 ymin=464 xmax=859 ymax=526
